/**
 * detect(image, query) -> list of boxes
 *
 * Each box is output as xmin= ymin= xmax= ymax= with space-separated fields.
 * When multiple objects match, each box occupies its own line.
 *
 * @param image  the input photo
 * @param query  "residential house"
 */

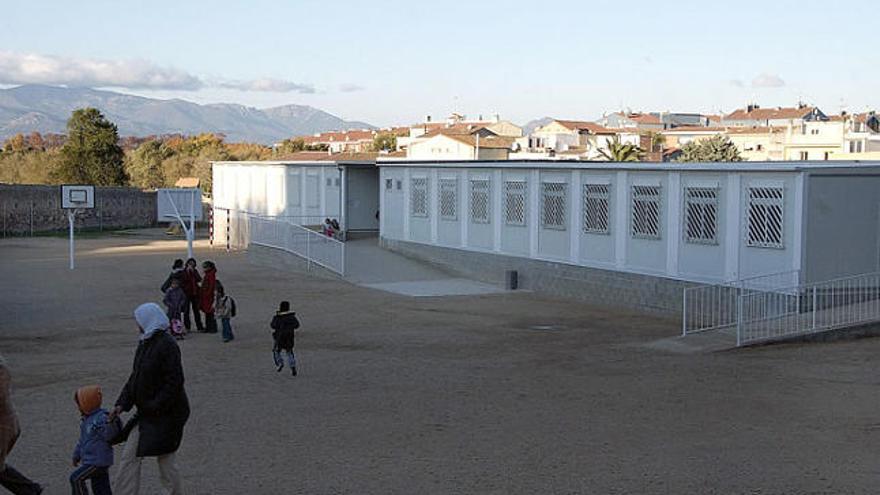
xmin=722 ymin=103 xmax=827 ymax=127
xmin=302 ymin=129 xmax=376 ymax=153
xmin=406 ymin=131 xmax=514 ymax=160
xmin=599 ymin=112 xmax=664 ymax=131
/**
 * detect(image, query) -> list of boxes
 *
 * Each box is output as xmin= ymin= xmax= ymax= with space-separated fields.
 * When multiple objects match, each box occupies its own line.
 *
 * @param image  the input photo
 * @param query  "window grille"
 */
xmin=439 ymin=178 xmax=458 ymax=221
xmin=541 ymin=182 xmax=567 ymax=230
xmin=504 ymin=181 xmax=527 ymax=226
xmin=307 ymin=175 xmax=320 ymax=207
xmin=583 ymin=184 xmax=610 ymax=234
xmin=684 ymin=187 xmax=718 ymax=244
xmin=410 ymin=177 xmax=428 ymax=218
xmin=385 ymin=179 xmax=393 ymax=190
xmin=326 ymin=178 xmax=332 ymax=186
xmin=396 ymin=180 xmax=402 ymax=190
xmin=631 ymin=185 xmax=661 ymax=239
xmin=747 ymin=187 xmax=784 ymax=248
xmin=335 ymin=178 xmax=341 ymax=187
xmin=470 ymin=179 xmax=490 ymax=224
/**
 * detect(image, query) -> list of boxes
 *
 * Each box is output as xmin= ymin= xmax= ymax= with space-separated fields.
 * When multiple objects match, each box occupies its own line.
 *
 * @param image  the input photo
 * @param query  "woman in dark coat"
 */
xmin=110 ymin=303 xmax=189 ymax=494
xmin=199 ymin=261 xmax=218 ymax=334
xmin=181 ymin=258 xmax=203 ymax=332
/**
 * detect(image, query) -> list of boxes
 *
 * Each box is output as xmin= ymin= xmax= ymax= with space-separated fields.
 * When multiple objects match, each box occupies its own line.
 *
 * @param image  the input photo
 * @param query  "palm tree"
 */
xmin=597 ymin=136 xmax=643 ymax=162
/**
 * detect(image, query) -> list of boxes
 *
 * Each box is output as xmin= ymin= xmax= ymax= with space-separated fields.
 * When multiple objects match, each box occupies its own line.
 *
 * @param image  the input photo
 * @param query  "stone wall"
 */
xmin=380 ymin=237 xmax=693 ymax=316
xmin=0 ymin=184 xmax=157 ymax=235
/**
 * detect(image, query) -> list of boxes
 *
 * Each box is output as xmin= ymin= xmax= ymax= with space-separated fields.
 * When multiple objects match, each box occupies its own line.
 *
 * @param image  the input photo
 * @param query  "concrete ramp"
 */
xmin=343 ymin=238 xmax=504 ymax=297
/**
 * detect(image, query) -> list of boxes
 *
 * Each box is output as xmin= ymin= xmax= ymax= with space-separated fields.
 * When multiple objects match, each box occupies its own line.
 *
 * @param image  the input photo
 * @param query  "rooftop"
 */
xmin=374 ymin=159 xmax=880 ymax=172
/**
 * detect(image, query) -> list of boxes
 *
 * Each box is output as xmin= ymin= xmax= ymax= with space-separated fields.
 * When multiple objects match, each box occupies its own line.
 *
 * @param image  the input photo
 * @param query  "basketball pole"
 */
xmin=168 ymin=193 xmax=194 ymax=259
xmin=68 ymin=209 xmax=75 ymax=270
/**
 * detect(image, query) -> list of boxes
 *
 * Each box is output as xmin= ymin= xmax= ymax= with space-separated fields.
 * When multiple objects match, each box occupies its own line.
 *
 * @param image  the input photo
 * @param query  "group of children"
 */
xmin=161 ymin=258 xmax=236 ymax=343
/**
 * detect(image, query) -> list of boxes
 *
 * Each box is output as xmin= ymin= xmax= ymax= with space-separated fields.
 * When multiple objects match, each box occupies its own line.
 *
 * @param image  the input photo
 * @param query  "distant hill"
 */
xmin=0 ymin=85 xmax=374 ymax=144
xmin=522 ymin=116 xmax=554 ymax=135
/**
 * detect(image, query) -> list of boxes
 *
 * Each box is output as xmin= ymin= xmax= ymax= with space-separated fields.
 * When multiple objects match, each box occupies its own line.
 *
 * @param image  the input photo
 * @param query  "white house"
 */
xmin=212 ymin=158 xmax=380 ymax=239
xmin=378 ymin=160 xmax=880 ymax=312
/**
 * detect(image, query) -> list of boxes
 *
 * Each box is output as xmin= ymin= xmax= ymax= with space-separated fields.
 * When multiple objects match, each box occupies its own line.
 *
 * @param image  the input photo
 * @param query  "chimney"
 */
xmin=746 ymin=103 xmax=760 ymax=113
xmin=426 ymin=115 xmax=432 ymax=123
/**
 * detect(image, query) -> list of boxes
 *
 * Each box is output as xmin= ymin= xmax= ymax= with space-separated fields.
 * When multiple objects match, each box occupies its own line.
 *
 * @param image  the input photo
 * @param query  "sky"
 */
xmin=1 ymin=0 xmax=878 ymax=127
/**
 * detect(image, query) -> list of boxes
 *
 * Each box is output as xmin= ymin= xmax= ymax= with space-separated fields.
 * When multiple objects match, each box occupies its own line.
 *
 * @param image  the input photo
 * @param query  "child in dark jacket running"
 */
xmin=270 ymin=301 xmax=300 ymax=376
xmin=71 ymin=385 xmax=121 ymax=495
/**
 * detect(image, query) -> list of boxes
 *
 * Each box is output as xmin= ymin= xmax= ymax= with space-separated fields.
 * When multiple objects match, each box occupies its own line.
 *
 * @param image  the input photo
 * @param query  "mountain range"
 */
xmin=0 ymin=85 xmax=374 ymax=144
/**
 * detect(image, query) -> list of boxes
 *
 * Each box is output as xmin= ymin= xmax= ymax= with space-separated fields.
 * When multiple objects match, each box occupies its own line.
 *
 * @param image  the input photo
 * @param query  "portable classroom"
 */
xmin=377 ymin=160 xmax=880 ymax=311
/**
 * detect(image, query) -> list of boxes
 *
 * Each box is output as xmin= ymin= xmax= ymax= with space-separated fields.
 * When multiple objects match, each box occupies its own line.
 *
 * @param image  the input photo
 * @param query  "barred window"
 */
xmin=747 ymin=187 xmax=784 ymax=248
xmin=287 ymin=174 xmax=301 ymax=207
xmin=385 ymin=179 xmax=393 ymax=190
xmin=504 ymin=181 xmax=527 ymax=226
xmin=326 ymin=178 xmax=333 ymax=186
xmin=583 ymin=184 xmax=610 ymax=234
xmin=410 ymin=177 xmax=428 ymax=218
xmin=439 ymin=178 xmax=458 ymax=221
xmin=631 ymin=185 xmax=661 ymax=239
xmin=541 ymin=182 xmax=567 ymax=230
xmin=470 ymin=179 xmax=490 ymax=224
xmin=684 ymin=188 xmax=718 ymax=244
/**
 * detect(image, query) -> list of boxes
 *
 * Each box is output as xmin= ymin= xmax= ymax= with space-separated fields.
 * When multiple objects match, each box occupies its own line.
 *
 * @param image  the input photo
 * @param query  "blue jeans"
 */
xmin=70 ymin=464 xmax=110 ymax=495
xmin=221 ymin=318 xmax=234 ymax=341
xmin=273 ymin=348 xmax=296 ymax=369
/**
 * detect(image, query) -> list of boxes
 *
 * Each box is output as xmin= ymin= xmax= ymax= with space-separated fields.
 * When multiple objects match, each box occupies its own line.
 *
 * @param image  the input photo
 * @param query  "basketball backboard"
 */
xmin=157 ymin=188 xmax=203 ymax=222
xmin=60 ymin=185 xmax=95 ymax=209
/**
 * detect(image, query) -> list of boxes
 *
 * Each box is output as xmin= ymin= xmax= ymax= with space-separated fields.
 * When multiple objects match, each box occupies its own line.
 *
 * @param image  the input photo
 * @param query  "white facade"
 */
xmin=378 ymin=160 xmax=880 ymax=285
xmin=212 ymin=160 xmax=379 ymax=233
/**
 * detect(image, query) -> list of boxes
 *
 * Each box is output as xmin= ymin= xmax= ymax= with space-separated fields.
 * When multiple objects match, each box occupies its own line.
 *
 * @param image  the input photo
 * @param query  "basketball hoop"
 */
xmin=60 ymin=185 xmax=95 ymax=270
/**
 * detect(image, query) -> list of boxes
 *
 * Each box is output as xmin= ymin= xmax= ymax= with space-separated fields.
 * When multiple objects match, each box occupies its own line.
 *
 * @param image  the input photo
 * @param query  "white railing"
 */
xmin=737 ymin=271 xmax=880 ymax=346
xmin=682 ymin=270 xmax=799 ymax=336
xmin=249 ymin=215 xmax=345 ymax=276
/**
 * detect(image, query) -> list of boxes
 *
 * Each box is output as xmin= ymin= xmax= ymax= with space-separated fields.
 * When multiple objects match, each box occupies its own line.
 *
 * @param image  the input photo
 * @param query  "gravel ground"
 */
xmin=1 ymin=231 xmax=879 ymax=494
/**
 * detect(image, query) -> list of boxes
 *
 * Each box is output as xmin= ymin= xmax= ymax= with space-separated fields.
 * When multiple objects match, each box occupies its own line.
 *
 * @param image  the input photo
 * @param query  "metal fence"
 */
xmin=737 ymin=271 xmax=880 ymax=345
xmin=682 ymin=270 xmax=799 ymax=335
xmin=248 ymin=215 xmax=346 ymax=276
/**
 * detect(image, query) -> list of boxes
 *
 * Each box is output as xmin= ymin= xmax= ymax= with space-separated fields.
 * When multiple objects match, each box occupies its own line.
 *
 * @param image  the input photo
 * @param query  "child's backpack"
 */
xmin=229 ymin=297 xmax=236 ymax=318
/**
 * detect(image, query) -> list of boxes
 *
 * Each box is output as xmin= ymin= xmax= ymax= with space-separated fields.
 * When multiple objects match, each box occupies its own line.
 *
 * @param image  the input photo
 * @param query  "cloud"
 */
xmin=216 ymin=77 xmax=315 ymax=94
xmin=339 ymin=83 xmax=365 ymax=93
xmin=751 ymin=73 xmax=785 ymax=88
xmin=0 ymin=51 xmax=203 ymax=90
xmin=0 ymin=51 xmax=316 ymax=94
xmin=728 ymin=78 xmax=745 ymax=88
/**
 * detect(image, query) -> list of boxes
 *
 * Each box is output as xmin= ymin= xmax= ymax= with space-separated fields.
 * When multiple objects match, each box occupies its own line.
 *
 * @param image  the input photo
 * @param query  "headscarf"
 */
xmin=134 ymin=303 xmax=169 ymax=341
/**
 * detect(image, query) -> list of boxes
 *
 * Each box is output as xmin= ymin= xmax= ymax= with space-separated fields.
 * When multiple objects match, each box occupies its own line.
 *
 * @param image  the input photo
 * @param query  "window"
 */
xmin=439 ymin=178 xmax=458 ymax=221
xmin=631 ymin=185 xmax=661 ymax=239
xmin=335 ymin=178 xmax=341 ymax=187
xmin=684 ymin=187 xmax=718 ymax=244
xmin=747 ymin=187 xmax=784 ymax=248
xmin=756 ymin=144 xmax=764 ymax=151
xmin=470 ymin=179 xmax=490 ymax=224
xmin=504 ymin=181 xmax=527 ymax=226
xmin=823 ymin=152 xmax=830 ymax=160
xmin=799 ymin=151 xmax=809 ymax=160
xmin=396 ymin=180 xmax=402 ymax=190
xmin=583 ymin=184 xmax=610 ymax=234
xmin=287 ymin=174 xmax=301 ymax=207
xmin=385 ymin=179 xmax=393 ymax=190
xmin=410 ymin=177 xmax=428 ymax=217
xmin=307 ymin=175 xmax=320 ymax=207
xmin=541 ymin=182 xmax=567 ymax=230
xmin=326 ymin=178 xmax=333 ymax=186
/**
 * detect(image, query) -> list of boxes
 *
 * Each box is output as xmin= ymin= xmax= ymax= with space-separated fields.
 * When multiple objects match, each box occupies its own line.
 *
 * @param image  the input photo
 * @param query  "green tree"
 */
xmin=53 ymin=108 xmax=127 ymax=185
xmin=371 ymin=132 xmax=397 ymax=152
xmin=276 ymin=137 xmax=306 ymax=155
xmin=597 ymin=136 xmax=643 ymax=162
xmin=677 ymin=135 xmax=742 ymax=162
xmin=126 ymin=139 xmax=170 ymax=188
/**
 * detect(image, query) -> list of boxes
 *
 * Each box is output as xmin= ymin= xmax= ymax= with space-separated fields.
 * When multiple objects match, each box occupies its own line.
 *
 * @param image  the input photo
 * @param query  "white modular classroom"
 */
xmin=377 ymin=160 xmax=880 ymax=304
xmin=212 ymin=159 xmax=380 ymax=235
